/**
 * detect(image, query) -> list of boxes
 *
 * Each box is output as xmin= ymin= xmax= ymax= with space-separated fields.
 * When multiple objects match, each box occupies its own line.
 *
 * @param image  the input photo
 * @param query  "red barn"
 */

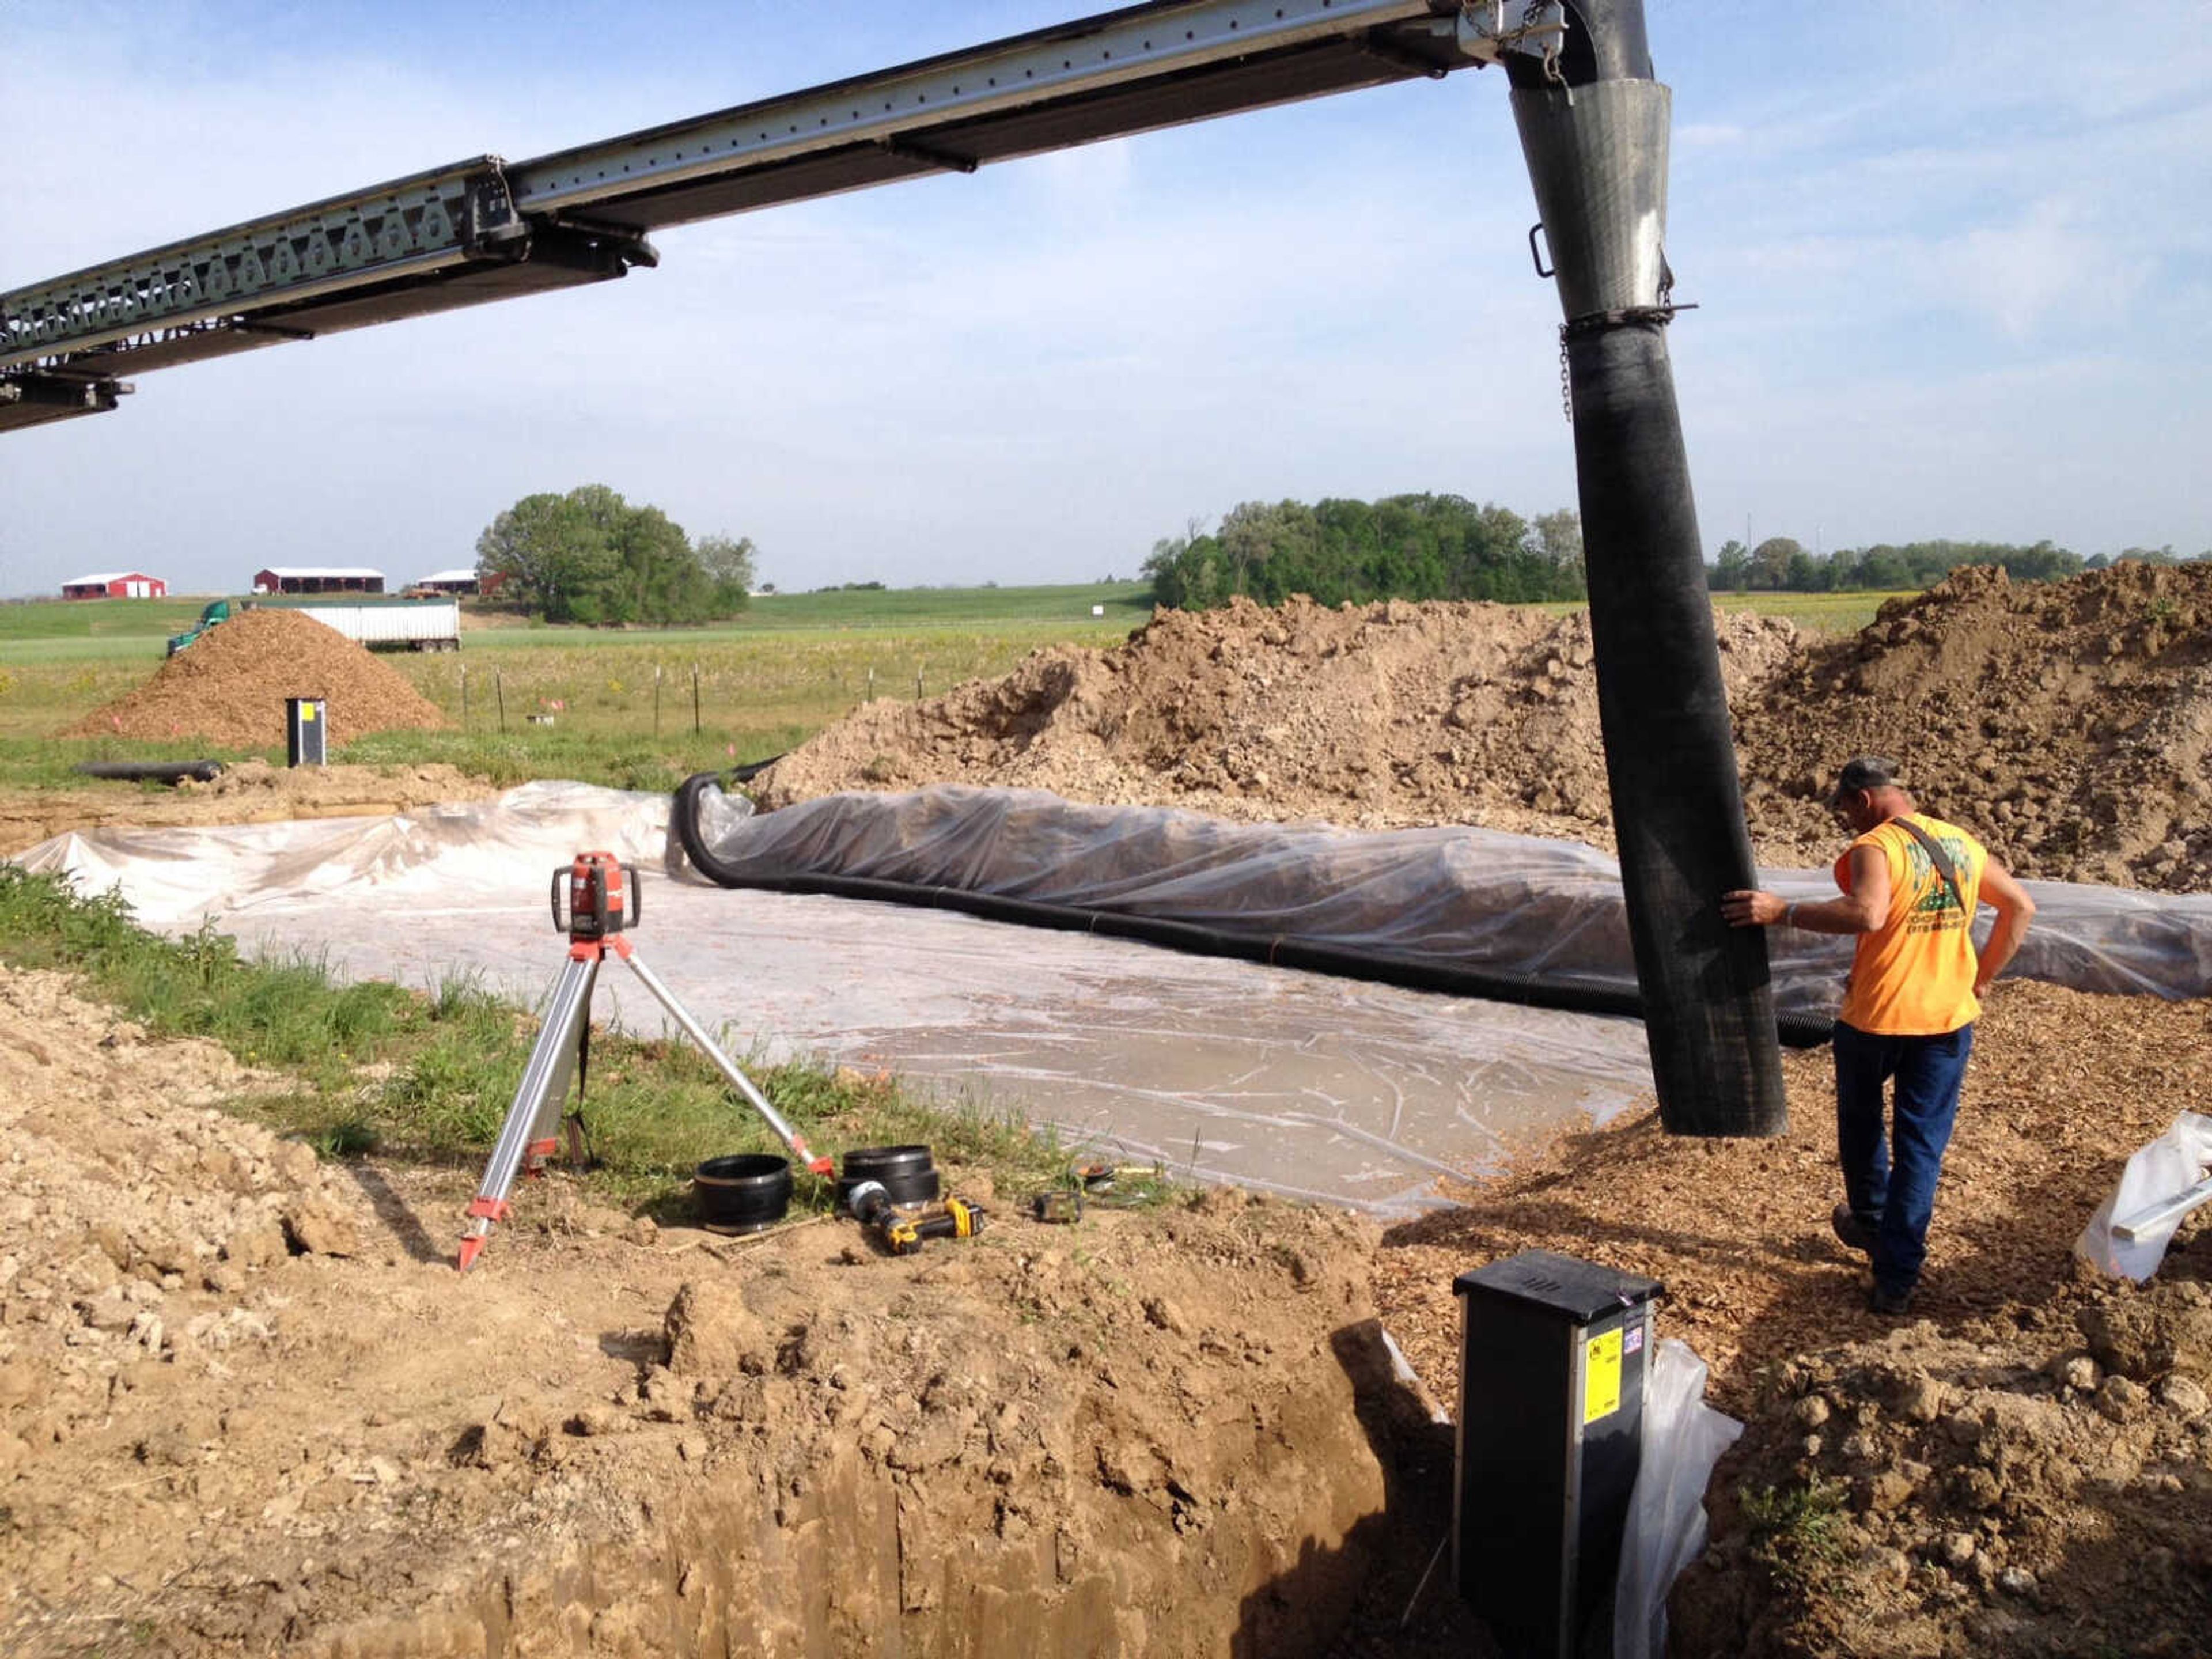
xmin=61 ymin=571 xmax=168 ymax=599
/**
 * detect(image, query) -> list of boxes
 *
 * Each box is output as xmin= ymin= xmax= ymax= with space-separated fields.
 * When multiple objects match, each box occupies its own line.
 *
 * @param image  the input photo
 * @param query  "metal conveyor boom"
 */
xmin=0 ymin=0 xmax=1494 ymax=433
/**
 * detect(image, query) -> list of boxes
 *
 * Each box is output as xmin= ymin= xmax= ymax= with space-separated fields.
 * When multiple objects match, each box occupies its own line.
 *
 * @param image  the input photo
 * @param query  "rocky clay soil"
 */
xmin=6 ymin=560 xmax=2212 ymax=1655
xmin=3 ymin=969 xmax=2206 ymax=1656
xmin=0 ymin=963 xmax=1407 ymax=1659
xmin=755 ymin=561 xmax=2212 ymax=892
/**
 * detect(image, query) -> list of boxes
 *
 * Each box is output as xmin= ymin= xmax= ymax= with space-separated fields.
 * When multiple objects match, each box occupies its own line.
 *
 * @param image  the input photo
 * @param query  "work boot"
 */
xmin=1831 ymin=1203 xmax=1878 ymax=1256
xmin=1869 ymin=1284 xmax=1914 ymax=1317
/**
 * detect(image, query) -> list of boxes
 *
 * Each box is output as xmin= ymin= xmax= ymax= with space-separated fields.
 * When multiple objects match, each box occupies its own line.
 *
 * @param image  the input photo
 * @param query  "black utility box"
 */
xmin=286 ymin=697 xmax=327 ymax=767
xmin=1454 ymin=1249 xmax=1663 ymax=1658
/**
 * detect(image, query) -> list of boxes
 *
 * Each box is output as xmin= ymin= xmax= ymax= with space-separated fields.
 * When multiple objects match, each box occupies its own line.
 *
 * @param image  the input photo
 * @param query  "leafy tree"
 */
xmin=1533 ymin=509 xmax=1584 ymax=586
xmin=1711 ymin=539 xmax=1750 ymax=589
xmin=475 ymin=486 xmax=751 ymax=624
xmin=1143 ymin=495 xmax=1579 ymax=611
xmin=1749 ymin=537 xmax=1804 ymax=591
xmin=695 ymin=534 xmax=757 ymax=611
xmin=475 ymin=492 xmax=616 ymax=622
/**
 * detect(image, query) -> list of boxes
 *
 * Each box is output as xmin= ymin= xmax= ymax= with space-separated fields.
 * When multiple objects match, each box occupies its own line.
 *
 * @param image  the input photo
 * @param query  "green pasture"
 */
xmin=1710 ymin=589 xmax=1910 ymax=631
xmin=0 ymin=585 xmax=1156 ymax=789
xmin=0 ymin=581 xmax=1895 ymax=793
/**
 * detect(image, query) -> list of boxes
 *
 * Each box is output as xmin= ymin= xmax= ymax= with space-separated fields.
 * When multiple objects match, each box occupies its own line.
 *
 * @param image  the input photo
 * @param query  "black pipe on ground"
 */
xmin=1505 ymin=0 xmax=1789 ymax=1134
xmin=74 ymin=760 xmax=225 ymax=785
xmin=671 ymin=775 xmax=1831 ymax=1050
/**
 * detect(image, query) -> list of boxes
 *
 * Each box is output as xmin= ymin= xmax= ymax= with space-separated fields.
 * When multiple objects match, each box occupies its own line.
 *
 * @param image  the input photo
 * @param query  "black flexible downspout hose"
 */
xmin=672 ymin=775 xmax=1831 ymax=1048
xmin=1508 ymin=0 xmax=1791 ymax=1131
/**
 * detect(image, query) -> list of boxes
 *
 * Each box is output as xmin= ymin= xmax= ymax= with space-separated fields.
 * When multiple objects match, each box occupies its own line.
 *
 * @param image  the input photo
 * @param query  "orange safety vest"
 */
xmin=1835 ymin=813 xmax=1986 ymax=1036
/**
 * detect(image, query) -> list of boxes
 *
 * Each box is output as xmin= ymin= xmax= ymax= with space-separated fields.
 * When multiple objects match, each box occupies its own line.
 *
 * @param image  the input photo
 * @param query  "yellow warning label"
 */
xmin=1584 ymin=1328 xmax=1623 ymax=1425
xmin=301 ymin=705 xmax=318 ymax=722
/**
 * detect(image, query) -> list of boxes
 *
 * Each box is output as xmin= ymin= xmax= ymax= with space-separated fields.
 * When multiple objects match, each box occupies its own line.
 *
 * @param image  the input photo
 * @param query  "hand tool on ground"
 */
xmin=457 ymin=851 xmax=834 ymax=1271
xmin=846 ymin=1180 xmax=986 ymax=1256
xmin=1027 ymin=1188 xmax=1084 ymax=1224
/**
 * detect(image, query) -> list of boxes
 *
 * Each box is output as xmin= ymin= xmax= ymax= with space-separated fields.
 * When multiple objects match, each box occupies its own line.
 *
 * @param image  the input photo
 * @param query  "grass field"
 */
xmin=0 ymin=581 xmax=1901 ymax=791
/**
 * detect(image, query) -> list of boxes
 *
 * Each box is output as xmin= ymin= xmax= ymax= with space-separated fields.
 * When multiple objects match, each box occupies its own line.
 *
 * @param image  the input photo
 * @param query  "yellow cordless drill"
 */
xmin=846 ymin=1180 xmax=986 ymax=1256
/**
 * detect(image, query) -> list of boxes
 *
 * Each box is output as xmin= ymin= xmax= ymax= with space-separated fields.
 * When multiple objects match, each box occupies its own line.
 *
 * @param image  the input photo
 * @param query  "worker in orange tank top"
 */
xmin=1723 ymin=757 xmax=2035 ymax=1315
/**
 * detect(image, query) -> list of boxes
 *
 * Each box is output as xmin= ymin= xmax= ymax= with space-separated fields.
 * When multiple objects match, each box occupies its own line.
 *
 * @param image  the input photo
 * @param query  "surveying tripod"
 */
xmin=457 ymin=851 xmax=834 ymax=1271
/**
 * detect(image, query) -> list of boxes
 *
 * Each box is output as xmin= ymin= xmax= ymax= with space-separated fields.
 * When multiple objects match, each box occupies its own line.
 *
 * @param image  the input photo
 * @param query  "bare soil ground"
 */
xmin=0 ymin=965 xmax=1398 ymax=1658
xmin=7 ymin=564 xmax=2211 ymax=1654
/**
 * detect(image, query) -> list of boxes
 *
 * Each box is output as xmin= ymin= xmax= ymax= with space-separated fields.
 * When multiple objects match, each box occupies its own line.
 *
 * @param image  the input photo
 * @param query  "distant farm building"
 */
xmin=412 ymin=568 xmax=482 ymax=596
xmin=253 ymin=566 xmax=385 ymax=595
xmin=61 ymin=571 xmax=168 ymax=600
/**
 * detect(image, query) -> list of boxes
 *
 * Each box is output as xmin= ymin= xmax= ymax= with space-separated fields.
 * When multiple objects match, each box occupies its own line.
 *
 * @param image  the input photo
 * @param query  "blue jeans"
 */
xmin=1832 ymin=1020 xmax=1975 ymax=1297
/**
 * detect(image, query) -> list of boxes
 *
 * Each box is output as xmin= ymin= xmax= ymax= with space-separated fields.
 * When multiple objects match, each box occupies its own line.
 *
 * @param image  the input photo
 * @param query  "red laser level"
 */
xmin=458 ymin=851 xmax=835 ymax=1271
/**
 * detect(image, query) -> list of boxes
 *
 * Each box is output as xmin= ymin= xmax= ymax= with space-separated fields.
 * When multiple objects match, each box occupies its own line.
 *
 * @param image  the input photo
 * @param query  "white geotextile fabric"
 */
xmin=9 ymin=784 xmax=1649 ymax=1215
xmin=14 ymin=781 xmax=2211 ymax=1215
xmin=685 ymin=785 xmax=2212 ymax=1013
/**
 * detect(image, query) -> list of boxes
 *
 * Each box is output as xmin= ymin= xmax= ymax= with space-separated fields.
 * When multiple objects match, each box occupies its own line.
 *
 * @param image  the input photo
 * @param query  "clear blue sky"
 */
xmin=3 ymin=1 xmax=2207 ymax=597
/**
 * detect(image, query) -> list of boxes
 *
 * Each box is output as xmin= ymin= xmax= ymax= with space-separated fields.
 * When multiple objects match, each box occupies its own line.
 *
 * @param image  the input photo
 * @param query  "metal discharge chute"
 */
xmin=1505 ymin=0 xmax=1787 ymax=1135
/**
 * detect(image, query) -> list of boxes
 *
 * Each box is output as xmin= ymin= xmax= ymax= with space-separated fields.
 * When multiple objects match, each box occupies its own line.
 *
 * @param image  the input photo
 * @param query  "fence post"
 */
xmin=496 ymin=670 xmax=506 ymax=734
xmin=654 ymin=664 xmax=663 ymax=738
xmin=460 ymin=664 xmax=468 ymax=729
xmin=692 ymin=663 xmax=702 ymax=734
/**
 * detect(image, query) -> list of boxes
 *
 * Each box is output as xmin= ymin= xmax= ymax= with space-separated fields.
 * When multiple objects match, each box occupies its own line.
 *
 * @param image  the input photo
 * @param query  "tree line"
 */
xmin=475 ymin=485 xmax=755 ymax=624
xmin=1707 ymin=536 xmax=2208 ymax=593
xmin=1142 ymin=495 xmax=1586 ymax=611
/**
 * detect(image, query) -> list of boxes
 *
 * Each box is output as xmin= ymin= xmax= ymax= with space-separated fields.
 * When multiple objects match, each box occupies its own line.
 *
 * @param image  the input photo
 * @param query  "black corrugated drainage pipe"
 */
xmin=671 ymin=775 xmax=1831 ymax=1050
xmin=74 ymin=759 xmax=225 ymax=784
xmin=1505 ymin=0 xmax=1790 ymax=1132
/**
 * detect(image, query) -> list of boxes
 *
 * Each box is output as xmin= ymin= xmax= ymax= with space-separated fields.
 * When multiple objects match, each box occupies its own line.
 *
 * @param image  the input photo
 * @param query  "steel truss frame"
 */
xmin=1 ymin=0 xmax=1490 ymax=429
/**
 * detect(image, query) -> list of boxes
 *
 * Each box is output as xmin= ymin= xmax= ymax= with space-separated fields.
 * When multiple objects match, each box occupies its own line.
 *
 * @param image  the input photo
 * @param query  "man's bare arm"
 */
xmin=1723 ymin=846 xmax=1888 ymax=933
xmin=1974 ymin=857 xmax=2036 ymax=995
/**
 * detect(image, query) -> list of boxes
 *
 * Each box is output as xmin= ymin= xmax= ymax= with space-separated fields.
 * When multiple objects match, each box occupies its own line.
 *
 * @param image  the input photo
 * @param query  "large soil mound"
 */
xmin=1734 ymin=561 xmax=2212 ymax=887
xmin=755 ymin=565 xmax=2212 ymax=892
xmin=67 ymin=609 xmax=448 ymax=748
xmin=755 ymin=593 xmax=1801 ymax=841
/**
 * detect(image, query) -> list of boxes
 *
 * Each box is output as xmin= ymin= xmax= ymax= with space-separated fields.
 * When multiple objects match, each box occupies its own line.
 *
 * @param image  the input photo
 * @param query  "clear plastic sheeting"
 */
xmin=679 ymin=785 xmax=2212 ymax=1013
xmin=2077 ymin=1112 xmax=2212 ymax=1283
xmin=1613 ymin=1339 xmax=1744 ymax=1659
xmin=17 ymin=781 xmax=671 ymax=931
xmin=12 ymin=785 xmax=1654 ymax=1217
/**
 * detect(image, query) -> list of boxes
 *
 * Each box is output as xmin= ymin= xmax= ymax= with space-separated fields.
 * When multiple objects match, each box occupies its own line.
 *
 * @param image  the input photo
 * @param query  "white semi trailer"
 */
xmin=165 ymin=596 xmax=462 ymax=655
xmin=275 ymin=596 xmax=461 ymax=652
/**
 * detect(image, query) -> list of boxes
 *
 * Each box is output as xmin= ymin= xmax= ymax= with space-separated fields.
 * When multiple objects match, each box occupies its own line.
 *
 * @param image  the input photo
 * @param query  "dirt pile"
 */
xmin=755 ymin=593 xmax=1801 ymax=842
xmin=752 ymin=564 xmax=2212 ymax=891
xmin=1733 ymin=561 xmax=2212 ymax=887
xmin=0 ymin=968 xmax=368 ymax=1480
xmin=0 ymin=960 xmax=1400 ymax=1658
xmin=66 ymin=608 xmax=448 ymax=748
xmin=1669 ymin=1274 xmax=2212 ymax=1658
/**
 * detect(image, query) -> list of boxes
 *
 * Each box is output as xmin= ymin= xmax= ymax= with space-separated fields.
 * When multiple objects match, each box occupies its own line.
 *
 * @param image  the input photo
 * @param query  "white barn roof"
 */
xmin=259 ymin=566 xmax=386 ymax=578
xmin=416 ymin=569 xmax=479 ymax=584
xmin=62 ymin=571 xmax=151 ymax=585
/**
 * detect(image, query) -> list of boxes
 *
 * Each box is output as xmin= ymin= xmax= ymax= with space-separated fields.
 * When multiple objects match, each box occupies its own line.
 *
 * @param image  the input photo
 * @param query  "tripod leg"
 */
xmin=619 ymin=948 xmax=835 ymax=1176
xmin=459 ymin=955 xmax=599 ymax=1270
